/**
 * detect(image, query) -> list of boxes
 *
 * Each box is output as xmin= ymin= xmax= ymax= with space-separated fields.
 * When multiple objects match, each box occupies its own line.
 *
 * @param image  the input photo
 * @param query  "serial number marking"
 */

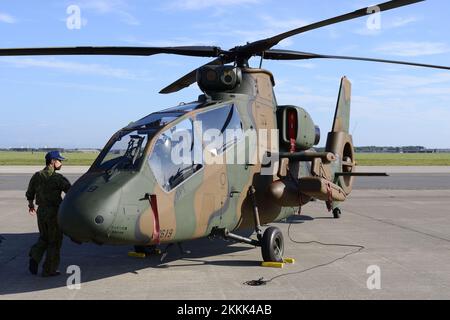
xmin=159 ymin=228 xmax=173 ymax=239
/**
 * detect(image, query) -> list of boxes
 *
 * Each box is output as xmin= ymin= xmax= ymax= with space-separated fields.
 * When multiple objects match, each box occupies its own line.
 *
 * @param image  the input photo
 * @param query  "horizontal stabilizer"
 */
xmin=335 ymin=172 xmax=389 ymax=177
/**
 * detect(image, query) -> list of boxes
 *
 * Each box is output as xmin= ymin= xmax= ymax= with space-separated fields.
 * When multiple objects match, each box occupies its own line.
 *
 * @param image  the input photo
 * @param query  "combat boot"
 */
xmin=29 ymin=258 xmax=38 ymax=275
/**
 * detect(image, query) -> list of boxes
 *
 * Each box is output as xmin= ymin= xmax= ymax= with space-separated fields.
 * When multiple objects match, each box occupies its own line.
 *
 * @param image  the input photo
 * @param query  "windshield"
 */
xmin=92 ymin=105 xmax=193 ymax=172
xmin=94 ymin=129 xmax=153 ymax=171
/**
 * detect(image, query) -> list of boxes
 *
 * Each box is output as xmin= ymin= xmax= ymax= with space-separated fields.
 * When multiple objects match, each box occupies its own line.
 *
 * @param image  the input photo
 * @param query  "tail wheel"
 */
xmin=261 ymin=227 xmax=284 ymax=262
xmin=332 ymin=208 xmax=341 ymax=219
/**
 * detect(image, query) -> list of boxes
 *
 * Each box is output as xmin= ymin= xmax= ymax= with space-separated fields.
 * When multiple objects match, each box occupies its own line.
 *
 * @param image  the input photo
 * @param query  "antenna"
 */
xmin=351 ymin=121 xmax=359 ymax=136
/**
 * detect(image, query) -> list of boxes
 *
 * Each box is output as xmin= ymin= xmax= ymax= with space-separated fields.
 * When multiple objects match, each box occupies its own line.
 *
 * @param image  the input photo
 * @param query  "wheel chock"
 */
xmin=283 ymin=257 xmax=295 ymax=264
xmin=261 ymin=261 xmax=284 ymax=268
xmin=128 ymin=251 xmax=146 ymax=259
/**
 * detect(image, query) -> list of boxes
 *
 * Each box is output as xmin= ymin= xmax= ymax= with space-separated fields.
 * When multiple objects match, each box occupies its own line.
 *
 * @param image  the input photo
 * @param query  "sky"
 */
xmin=0 ymin=0 xmax=449 ymax=148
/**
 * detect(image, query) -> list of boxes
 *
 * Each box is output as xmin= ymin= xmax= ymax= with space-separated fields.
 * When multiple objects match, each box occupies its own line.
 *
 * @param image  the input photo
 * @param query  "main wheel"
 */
xmin=261 ymin=227 xmax=284 ymax=262
xmin=333 ymin=208 xmax=341 ymax=219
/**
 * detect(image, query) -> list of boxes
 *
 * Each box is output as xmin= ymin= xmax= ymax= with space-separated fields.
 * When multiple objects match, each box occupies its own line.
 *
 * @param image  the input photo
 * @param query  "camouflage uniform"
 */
xmin=26 ymin=166 xmax=71 ymax=276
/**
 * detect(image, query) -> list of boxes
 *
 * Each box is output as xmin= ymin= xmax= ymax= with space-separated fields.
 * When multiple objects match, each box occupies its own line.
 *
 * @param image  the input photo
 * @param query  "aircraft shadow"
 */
xmin=0 ymin=231 xmax=257 ymax=295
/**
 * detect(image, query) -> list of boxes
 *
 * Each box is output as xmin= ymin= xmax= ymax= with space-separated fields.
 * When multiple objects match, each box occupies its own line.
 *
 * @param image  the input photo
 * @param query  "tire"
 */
xmin=261 ymin=227 xmax=284 ymax=262
xmin=333 ymin=208 xmax=341 ymax=219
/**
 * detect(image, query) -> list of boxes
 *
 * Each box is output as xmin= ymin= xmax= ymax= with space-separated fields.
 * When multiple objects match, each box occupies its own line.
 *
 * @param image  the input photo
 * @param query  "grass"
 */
xmin=0 ymin=151 xmax=449 ymax=166
xmin=0 ymin=151 xmax=99 ymax=166
xmin=355 ymin=153 xmax=450 ymax=166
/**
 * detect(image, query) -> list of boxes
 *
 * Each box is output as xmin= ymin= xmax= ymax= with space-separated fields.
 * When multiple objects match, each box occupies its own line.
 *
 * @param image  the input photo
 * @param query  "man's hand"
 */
xmin=28 ymin=201 xmax=36 ymax=215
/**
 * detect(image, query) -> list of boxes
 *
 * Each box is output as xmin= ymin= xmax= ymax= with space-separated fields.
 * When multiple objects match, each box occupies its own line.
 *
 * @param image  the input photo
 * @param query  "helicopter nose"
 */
xmin=59 ymin=199 xmax=117 ymax=244
xmin=58 ymin=176 xmax=121 ymax=244
xmin=58 ymin=204 xmax=94 ymax=242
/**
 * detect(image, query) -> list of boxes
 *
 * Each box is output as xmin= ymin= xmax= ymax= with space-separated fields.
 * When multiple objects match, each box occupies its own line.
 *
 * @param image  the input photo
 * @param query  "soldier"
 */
xmin=26 ymin=151 xmax=71 ymax=277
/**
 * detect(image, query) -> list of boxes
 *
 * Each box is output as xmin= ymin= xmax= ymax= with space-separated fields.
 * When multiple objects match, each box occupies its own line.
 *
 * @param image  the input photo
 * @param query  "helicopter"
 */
xmin=1 ymin=0 xmax=449 ymax=263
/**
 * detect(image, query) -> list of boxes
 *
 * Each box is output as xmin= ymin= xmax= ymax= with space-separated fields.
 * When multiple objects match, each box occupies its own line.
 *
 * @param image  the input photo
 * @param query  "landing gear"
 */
xmin=160 ymin=242 xmax=191 ymax=262
xmin=261 ymin=227 xmax=284 ymax=262
xmin=213 ymin=185 xmax=286 ymax=263
xmin=332 ymin=208 xmax=341 ymax=219
xmin=249 ymin=185 xmax=285 ymax=262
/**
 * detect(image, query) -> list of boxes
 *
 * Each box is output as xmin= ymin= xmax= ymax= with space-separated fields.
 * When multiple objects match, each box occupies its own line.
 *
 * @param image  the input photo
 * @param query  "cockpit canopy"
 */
xmin=91 ymin=101 xmax=244 ymax=194
xmin=91 ymin=102 xmax=203 ymax=172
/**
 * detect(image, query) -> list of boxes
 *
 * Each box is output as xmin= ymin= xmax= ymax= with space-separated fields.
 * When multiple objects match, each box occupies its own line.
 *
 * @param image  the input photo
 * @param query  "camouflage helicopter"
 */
xmin=2 ymin=0 xmax=449 ymax=263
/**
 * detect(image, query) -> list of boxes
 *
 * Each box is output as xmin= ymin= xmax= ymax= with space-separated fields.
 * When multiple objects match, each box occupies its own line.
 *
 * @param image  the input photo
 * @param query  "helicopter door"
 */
xmin=148 ymin=118 xmax=206 ymax=241
xmin=194 ymin=104 xmax=244 ymax=233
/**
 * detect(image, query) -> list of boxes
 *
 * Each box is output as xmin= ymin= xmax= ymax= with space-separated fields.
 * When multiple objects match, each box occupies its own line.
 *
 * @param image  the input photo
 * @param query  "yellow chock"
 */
xmin=283 ymin=258 xmax=295 ymax=264
xmin=261 ymin=261 xmax=284 ymax=268
xmin=128 ymin=251 xmax=146 ymax=259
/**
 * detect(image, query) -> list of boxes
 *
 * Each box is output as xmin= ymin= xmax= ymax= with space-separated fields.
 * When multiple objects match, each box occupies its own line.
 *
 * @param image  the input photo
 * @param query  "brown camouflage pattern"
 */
xmin=58 ymin=71 xmax=354 ymax=248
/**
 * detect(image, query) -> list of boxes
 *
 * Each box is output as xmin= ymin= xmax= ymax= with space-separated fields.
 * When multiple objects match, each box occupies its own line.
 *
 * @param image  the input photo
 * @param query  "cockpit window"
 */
xmin=196 ymin=104 xmax=243 ymax=155
xmin=126 ymin=102 xmax=204 ymax=131
xmin=148 ymin=118 xmax=202 ymax=192
xmin=126 ymin=113 xmax=182 ymax=130
xmin=94 ymin=129 xmax=152 ymax=171
xmin=92 ymin=104 xmax=204 ymax=174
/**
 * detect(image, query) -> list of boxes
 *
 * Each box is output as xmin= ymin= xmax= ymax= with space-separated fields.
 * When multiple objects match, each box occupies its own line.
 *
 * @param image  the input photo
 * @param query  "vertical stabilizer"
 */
xmin=332 ymin=76 xmax=351 ymax=133
xmin=325 ymin=76 xmax=355 ymax=196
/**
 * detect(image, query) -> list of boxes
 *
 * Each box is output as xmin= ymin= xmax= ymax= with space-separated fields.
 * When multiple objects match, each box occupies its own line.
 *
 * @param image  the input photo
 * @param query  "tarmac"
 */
xmin=0 ymin=166 xmax=449 ymax=300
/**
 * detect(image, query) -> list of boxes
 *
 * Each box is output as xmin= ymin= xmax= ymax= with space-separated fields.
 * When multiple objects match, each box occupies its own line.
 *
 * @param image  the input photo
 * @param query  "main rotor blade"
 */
xmin=0 ymin=46 xmax=222 ymax=58
xmin=239 ymin=0 xmax=424 ymax=55
xmin=159 ymin=57 xmax=227 ymax=94
xmin=259 ymin=49 xmax=450 ymax=71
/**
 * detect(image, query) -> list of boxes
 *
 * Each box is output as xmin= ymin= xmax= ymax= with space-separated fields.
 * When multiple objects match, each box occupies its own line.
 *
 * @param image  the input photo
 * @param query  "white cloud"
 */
xmin=354 ymin=16 xmax=420 ymax=36
xmin=353 ymin=28 xmax=381 ymax=36
xmin=349 ymin=73 xmax=450 ymax=136
xmin=0 ymin=77 xmax=128 ymax=93
xmin=371 ymin=73 xmax=450 ymax=88
xmin=416 ymin=87 xmax=450 ymax=96
xmin=0 ymin=57 xmax=140 ymax=80
xmin=364 ymin=73 xmax=450 ymax=97
xmin=76 ymin=0 xmax=140 ymax=25
xmin=390 ymin=16 xmax=420 ymax=28
xmin=166 ymin=0 xmax=260 ymax=10
xmin=200 ymin=14 xmax=308 ymax=48
xmin=0 ymin=12 xmax=16 ymax=24
xmin=276 ymin=91 xmax=336 ymax=113
xmin=374 ymin=42 xmax=450 ymax=57
xmin=121 ymin=36 xmax=218 ymax=47
xmin=259 ymin=14 xmax=307 ymax=31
